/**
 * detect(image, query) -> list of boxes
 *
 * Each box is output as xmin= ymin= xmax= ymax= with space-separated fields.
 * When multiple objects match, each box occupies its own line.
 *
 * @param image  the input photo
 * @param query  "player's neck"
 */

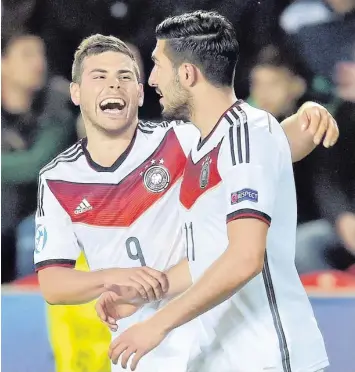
xmin=85 ymin=120 xmax=138 ymax=167
xmin=190 ymin=86 xmax=237 ymax=140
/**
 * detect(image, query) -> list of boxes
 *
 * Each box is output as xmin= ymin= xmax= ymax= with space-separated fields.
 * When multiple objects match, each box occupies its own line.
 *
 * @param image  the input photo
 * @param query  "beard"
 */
xmin=161 ymin=101 xmax=191 ymax=122
xmin=161 ymin=76 xmax=192 ymax=122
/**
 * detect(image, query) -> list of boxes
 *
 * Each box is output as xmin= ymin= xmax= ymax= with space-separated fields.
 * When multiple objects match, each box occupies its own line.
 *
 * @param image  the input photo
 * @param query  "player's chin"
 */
xmin=99 ymin=117 xmax=131 ymax=133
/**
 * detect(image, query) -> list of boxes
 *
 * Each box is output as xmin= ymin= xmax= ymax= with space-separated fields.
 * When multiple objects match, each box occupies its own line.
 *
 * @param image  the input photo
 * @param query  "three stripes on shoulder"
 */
xmin=225 ymin=106 xmax=250 ymax=165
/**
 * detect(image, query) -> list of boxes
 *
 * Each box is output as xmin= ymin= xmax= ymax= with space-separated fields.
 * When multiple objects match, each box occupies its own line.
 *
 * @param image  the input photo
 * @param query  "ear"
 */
xmin=138 ymin=83 xmax=144 ymax=107
xmin=179 ymin=63 xmax=198 ymax=88
xmin=291 ymin=76 xmax=306 ymax=100
xmin=70 ymin=82 xmax=81 ymax=106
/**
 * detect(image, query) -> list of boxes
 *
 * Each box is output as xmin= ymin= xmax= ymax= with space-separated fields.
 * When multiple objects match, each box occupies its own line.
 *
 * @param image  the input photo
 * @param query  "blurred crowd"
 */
xmin=2 ymin=0 xmax=355 ymax=283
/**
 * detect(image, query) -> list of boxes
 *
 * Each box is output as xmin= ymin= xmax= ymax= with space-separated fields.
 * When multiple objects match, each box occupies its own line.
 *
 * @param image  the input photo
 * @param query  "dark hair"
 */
xmin=155 ymin=10 xmax=239 ymax=87
xmin=254 ymin=44 xmax=309 ymax=79
xmin=1 ymin=29 xmax=40 ymax=57
xmin=72 ymin=34 xmax=140 ymax=83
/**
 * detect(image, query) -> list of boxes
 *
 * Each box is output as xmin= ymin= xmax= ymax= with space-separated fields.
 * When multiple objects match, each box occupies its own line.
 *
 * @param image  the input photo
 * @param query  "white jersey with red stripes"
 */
xmin=179 ymin=102 xmax=328 ymax=372
xmin=34 ymin=120 xmax=199 ymax=372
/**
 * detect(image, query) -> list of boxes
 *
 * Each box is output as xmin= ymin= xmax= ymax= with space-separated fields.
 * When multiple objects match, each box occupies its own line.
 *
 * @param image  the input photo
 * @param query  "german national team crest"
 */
xmin=199 ymin=156 xmax=212 ymax=189
xmin=143 ymin=159 xmax=170 ymax=193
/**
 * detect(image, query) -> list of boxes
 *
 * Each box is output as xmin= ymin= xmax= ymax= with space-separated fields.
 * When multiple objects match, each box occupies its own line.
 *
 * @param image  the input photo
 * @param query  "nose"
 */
xmin=109 ymin=77 xmax=121 ymax=90
xmin=148 ymin=68 xmax=157 ymax=88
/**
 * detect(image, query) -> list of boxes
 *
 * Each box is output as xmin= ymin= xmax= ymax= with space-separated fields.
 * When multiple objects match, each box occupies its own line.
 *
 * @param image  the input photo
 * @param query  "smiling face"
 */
xmin=148 ymin=40 xmax=192 ymax=121
xmin=70 ymin=51 xmax=144 ymax=135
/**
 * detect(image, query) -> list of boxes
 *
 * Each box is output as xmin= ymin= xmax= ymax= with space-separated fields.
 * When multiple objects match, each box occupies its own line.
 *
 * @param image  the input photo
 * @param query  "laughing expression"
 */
xmin=71 ymin=51 xmax=144 ymax=134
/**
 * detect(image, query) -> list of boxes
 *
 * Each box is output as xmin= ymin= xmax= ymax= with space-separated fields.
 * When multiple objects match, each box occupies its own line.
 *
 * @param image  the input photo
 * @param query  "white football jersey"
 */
xmin=34 ymin=120 xmax=199 ymax=372
xmin=179 ymin=102 xmax=329 ymax=372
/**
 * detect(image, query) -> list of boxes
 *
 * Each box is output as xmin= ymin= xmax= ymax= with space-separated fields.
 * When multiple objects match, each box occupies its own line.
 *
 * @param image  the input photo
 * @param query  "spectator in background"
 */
xmin=281 ymin=0 xmax=355 ymax=82
xmin=1 ymin=31 xmax=76 ymax=282
xmin=280 ymin=0 xmax=339 ymax=34
xmin=248 ymin=43 xmax=324 ymax=224
xmin=335 ymin=56 xmax=355 ymax=103
xmin=295 ymin=52 xmax=355 ymax=274
xmin=248 ymin=44 xmax=309 ymax=121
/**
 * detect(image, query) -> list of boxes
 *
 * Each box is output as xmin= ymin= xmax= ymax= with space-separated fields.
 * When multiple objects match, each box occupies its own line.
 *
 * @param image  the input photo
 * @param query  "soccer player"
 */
xmin=35 ymin=34 xmax=336 ymax=371
xmin=106 ymin=12 xmax=330 ymax=372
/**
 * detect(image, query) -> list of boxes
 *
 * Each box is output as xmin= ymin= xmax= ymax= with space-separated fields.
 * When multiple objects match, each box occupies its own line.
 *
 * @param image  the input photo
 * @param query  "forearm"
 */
xmin=150 ymin=248 xmax=260 ymax=333
xmin=164 ymin=258 xmax=192 ymax=299
xmin=281 ymin=113 xmax=315 ymax=163
xmin=38 ymin=267 xmax=114 ymax=305
xmin=109 ymin=259 xmax=191 ymax=307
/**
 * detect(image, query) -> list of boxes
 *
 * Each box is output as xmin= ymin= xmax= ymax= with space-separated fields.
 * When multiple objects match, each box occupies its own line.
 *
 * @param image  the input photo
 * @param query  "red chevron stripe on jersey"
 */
xmin=180 ymin=142 xmax=222 ymax=210
xmin=47 ymin=129 xmax=186 ymax=227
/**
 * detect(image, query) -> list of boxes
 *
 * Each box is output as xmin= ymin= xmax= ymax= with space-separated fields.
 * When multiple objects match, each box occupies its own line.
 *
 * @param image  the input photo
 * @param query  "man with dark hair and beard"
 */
xmin=35 ymin=31 xmax=335 ymax=372
xmin=105 ymin=11 xmax=330 ymax=372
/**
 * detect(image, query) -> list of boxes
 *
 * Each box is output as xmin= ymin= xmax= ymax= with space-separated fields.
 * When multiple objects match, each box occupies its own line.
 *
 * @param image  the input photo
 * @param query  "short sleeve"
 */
xmin=34 ymin=174 xmax=81 ymax=271
xmin=222 ymin=117 xmax=282 ymax=226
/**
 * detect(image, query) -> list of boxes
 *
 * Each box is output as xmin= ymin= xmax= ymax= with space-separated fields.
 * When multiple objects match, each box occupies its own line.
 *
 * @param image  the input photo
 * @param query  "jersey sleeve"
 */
xmin=221 ymin=115 xmax=282 ymax=226
xmin=34 ymin=174 xmax=81 ymax=271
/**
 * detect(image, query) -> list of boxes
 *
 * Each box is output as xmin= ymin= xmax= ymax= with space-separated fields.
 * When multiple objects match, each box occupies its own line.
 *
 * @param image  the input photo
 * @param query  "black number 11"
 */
xmin=184 ymin=222 xmax=195 ymax=261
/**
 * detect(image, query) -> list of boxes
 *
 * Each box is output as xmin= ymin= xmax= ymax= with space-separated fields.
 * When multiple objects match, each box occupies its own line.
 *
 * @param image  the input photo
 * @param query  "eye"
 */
xmin=93 ymin=75 xmax=105 ymax=80
xmin=120 ymin=75 xmax=132 ymax=81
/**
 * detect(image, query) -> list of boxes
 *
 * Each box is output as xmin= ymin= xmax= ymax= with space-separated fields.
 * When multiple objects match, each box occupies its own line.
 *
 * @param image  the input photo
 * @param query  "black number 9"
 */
xmin=125 ymin=237 xmax=146 ymax=266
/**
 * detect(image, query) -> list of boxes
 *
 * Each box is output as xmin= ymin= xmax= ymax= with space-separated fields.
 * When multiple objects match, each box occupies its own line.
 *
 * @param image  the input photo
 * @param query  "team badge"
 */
xmin=200 ymin=156 xmax=212 ymax=189
xmin=35 ymin=224 xmax=47 ymax=253
xmin=143 ymin=159 xmax=170 ymax=193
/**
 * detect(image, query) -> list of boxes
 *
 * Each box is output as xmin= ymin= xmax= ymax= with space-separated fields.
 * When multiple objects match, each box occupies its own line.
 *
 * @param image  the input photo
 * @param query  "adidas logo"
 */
xmin=74 ymin=198 xmax=93 ymax=214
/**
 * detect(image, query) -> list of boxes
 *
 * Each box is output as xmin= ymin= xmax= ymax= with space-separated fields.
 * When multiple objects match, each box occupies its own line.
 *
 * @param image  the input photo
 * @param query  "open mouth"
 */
xmin=156 ymin=89 xmax=163 ymax=98
xmin=99 ymin=98 xmax=127 ymax=113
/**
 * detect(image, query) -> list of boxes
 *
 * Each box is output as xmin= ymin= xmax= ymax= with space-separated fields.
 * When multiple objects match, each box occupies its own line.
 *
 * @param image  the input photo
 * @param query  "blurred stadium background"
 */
xmin=1 ymin=0 xmax=355 ymax=371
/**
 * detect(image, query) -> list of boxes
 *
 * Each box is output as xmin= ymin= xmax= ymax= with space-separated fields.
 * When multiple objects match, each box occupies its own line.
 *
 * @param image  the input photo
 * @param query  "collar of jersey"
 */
xmin=81 ymin=128 xmax=138 ymax=172
xmin=196 ymin=99 xmax=243 ymax=152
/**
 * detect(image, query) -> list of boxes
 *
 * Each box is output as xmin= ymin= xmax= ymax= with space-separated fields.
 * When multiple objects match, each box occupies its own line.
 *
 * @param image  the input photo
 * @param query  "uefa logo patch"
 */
xmin=231 ymin=188 xmax=258 ymax=204
xmin=143 ymin=165 xmax=170 ymax=193
xmin=35 ymin=224 xmax=47 ymax=253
